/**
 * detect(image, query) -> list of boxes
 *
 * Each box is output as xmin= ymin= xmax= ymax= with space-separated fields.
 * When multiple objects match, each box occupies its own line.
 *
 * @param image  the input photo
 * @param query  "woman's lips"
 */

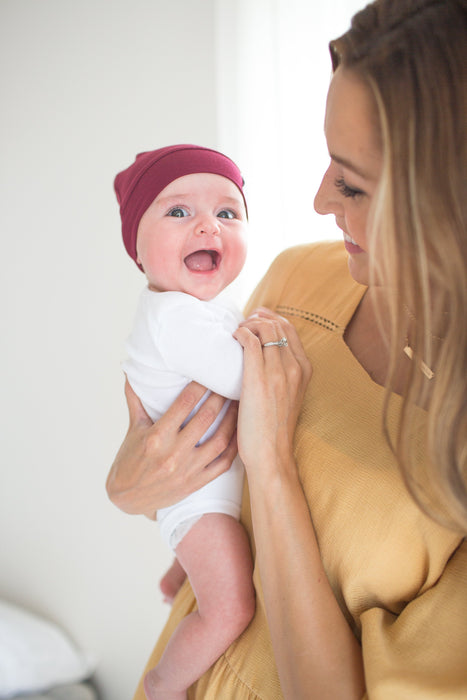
xmin=343 ymin=232 xmax=363 ymax=254
xmin=184 ymin=250 xmax=220 ymax=271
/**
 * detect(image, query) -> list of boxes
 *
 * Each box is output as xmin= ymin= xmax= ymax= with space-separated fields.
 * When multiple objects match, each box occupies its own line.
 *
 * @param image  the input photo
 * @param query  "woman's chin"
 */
xmin=347 ymin=255 xmax=369 ymax=287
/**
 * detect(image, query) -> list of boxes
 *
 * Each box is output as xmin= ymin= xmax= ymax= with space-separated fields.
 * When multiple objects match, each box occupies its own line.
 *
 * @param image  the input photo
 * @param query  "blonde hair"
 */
xmin=330 ymin=0 xmax=467 ymax=532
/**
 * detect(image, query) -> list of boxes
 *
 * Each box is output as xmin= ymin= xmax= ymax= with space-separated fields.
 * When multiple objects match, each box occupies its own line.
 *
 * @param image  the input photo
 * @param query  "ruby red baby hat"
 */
xmin=114 ymin=144 xmax=247 ymax=268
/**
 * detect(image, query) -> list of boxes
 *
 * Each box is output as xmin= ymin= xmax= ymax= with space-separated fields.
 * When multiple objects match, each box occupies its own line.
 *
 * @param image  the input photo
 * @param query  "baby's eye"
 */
xmin=217 ymin=209 xmax=236 ymax=220
xmin=167 ymin=206 xmax=189 ymax=218
xmin=334 ymin=176 xmax=365 ymax=199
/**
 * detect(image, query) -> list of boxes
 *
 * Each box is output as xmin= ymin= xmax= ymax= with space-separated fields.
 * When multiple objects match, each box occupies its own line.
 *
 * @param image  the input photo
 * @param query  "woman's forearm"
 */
xmin=234 ymin=310 xmax=364 ymax=699
xmin=247 ymin=453 xmax=365 ymax=699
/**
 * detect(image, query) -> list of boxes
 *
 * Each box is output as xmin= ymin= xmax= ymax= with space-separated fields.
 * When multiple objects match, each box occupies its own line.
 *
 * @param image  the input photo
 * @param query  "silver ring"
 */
xmin=262 ymin=336 xmax=288 ymax=348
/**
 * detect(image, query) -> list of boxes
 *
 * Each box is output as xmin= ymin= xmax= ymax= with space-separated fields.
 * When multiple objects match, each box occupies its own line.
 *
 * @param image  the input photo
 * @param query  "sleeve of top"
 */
xmin=154 ymin=298 xmax=244 ymax=401
xmin=360 ymin=538 xmax=467 ymax=699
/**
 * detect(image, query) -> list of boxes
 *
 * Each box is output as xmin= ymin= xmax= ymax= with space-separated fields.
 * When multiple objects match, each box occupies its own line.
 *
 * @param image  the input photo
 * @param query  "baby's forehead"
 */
xmin=155 ymin=173 xmax=246 ymax=208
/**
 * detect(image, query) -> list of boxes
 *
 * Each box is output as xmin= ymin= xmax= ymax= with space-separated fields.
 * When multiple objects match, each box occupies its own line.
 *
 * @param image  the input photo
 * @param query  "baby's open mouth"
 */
xmin=184 ymin=250 xmax=220 ymax=271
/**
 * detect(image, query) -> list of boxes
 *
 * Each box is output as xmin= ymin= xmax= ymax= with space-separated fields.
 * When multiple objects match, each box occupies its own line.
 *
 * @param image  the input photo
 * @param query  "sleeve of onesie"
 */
xmin=154 ymin=298 xmax=244 ymax=401
xmin=360 ymin=538 xmax=467 ymax=699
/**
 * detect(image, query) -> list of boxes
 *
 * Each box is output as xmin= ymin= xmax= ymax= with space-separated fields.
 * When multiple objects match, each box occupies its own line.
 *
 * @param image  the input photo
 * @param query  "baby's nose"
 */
xmin=195 ymin=215 xmax=221 ymax=235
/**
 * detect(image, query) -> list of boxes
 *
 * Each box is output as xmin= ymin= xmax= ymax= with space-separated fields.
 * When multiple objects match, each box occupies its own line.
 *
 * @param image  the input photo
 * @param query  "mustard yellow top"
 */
xmin=133 ymin=242 xmax=467 ymax=700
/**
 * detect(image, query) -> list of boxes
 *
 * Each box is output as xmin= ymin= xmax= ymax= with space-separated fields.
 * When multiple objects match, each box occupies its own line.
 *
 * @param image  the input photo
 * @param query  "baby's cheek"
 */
xmin=227 ymin=237 xmax=248 ymax=278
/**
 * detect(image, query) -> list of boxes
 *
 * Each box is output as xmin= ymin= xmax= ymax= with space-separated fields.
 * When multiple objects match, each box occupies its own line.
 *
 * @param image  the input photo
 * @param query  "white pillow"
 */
xmin=0 ymin=599 xmax=97 ymax=699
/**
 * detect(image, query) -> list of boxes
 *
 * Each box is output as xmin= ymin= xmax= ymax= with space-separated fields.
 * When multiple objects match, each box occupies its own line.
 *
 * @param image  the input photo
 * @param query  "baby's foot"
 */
xmin=143 ymin=668 xmax=187 ymax=700
xmin=159 ymin=558 xmax=187 ymax=604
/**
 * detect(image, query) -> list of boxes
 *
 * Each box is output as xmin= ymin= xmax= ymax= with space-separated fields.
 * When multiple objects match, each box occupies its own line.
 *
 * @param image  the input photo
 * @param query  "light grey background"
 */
xmin=0 ymin=2 xmax=220 ymax=698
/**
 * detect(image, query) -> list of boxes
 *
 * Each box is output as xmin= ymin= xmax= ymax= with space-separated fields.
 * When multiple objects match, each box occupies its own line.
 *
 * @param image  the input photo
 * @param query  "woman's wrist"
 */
xmin=245 ymin=445 xmax=300 ymax=503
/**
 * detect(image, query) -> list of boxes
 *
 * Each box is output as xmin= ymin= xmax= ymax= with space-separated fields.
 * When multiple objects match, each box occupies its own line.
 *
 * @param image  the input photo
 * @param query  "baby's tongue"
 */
xmin=184 ymin=251 xmax=214 ymax=271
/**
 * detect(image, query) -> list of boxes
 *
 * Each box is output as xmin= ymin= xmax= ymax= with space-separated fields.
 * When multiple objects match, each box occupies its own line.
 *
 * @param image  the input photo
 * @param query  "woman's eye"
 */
xmin=334 ymin=176 xmax=364 ymax=199
xmin=167 ymin=206 xmax=189 ymax=218
xmin=217 ymin=209 xmax=236 ymax=220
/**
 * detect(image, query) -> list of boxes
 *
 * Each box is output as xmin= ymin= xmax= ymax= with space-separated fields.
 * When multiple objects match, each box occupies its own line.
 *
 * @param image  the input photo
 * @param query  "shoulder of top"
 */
xmin=260 ymin=241 xmax=363 ymax=328
xmin=274 ymin=240 xmax=347 ymax=268
xmin=270 ymin=240 xmax=349 ymax=285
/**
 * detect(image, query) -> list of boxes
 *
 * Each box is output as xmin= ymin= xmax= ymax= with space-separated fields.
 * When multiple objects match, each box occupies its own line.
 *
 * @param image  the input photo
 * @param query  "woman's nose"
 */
xmin=314 ymin=165 xmax=339 ymax=216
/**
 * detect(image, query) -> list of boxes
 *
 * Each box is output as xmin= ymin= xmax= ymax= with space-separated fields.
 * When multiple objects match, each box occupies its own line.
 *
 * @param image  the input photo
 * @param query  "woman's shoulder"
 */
xmin=277 ymin=239 xmax=346 ymax=263
xmin=245 ymin=241 xmax=363 ymax=323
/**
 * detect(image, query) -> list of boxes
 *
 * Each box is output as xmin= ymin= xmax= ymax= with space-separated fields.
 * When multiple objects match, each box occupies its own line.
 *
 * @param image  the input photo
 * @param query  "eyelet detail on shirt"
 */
xmin=276 ymin=305 xmax=342 ymax=332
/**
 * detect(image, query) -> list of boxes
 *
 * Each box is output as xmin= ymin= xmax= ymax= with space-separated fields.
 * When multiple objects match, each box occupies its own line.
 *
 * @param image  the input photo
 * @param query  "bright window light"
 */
xmin=215 ymin=0 xmax=365 ymax=303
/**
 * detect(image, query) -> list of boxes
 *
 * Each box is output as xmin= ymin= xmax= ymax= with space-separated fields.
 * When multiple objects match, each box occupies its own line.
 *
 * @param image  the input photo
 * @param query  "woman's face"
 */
xmin=314 ymin=67 xmax=382 ymax=286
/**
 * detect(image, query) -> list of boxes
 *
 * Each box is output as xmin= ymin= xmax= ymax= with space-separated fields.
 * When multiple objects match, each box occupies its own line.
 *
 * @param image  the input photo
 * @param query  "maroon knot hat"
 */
xmin=114 ymin=144 xmax=247 ymax=269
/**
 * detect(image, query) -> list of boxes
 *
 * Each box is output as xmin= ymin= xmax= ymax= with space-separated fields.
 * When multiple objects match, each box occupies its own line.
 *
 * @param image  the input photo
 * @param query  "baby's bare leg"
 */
xmin=143 ymin=513 xmax=255 ymax=700
xmin=160 ymin=557 xmax=187 ymax=604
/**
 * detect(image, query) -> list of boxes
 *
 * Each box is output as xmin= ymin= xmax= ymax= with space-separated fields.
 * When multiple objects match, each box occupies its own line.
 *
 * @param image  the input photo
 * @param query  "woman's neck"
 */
xmin=344 ymin=287 xmax=412 ymax=394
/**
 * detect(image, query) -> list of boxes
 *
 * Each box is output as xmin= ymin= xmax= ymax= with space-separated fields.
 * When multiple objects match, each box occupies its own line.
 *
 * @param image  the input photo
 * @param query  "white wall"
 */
xmin=0 ymin=1 xmax=219 ymax=698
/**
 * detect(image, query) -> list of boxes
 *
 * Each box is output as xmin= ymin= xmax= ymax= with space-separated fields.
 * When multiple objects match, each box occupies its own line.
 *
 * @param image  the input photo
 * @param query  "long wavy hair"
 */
xmin=330 ymin=0 xmax=467 ymax=532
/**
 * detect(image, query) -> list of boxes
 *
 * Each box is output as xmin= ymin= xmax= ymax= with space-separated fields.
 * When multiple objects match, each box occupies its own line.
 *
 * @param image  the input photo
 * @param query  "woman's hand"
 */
xmin=233 ymin=307 xmax=312 ymax=478
xmin=106 ymin=379 xmax=238 ymax=519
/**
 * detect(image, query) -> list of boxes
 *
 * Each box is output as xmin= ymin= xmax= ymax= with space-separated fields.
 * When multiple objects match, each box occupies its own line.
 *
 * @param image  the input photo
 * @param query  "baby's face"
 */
xmin=136 ymin=173 xmax=248 ymax=300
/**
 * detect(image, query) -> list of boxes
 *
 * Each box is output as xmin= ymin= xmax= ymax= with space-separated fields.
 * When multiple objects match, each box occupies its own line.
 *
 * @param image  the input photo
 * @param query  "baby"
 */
xmin=114 ymin=145 xmax=255 ymax=700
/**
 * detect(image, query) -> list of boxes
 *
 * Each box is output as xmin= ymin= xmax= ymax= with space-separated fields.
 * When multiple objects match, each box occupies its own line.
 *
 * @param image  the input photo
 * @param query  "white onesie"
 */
xmin=122 ymin=288 xmax=245 ymax=550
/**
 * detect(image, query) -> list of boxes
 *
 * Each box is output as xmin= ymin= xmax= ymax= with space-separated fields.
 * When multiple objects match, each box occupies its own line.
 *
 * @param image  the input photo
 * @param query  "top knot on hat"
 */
xmin=114 ymin=144 xmax=247 ymax=268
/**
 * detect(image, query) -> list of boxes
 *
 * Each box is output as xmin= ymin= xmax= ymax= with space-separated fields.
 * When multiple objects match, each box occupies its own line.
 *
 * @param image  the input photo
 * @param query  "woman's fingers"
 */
xmin=233 ymin=313 xmax=312 ymax=471
xmin=202 ymin=424 xmax=239 ymax=484
xmin=177 ymin=389 xmax=228 ymax=445
xmin=196 ymin=400 xmax=239 ymax=464
xmin=169 ymin=393 xmax=239 ymax=480
xmin=147 ymin=386 xmax=238 ymax=475
xmin=107 ymin=382 xmax=238 ymax=516
xmin=179 ymin=397 xmax=239 ymax=491
xmin=160 ymin=381 xmax=207 ymax=431
xmin=239 ymin=312 xmax=311 ymax=378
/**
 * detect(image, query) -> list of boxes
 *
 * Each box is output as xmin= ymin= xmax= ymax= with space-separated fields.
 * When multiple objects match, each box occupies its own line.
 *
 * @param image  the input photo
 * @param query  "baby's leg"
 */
xmin=160 ymin=557 xmax=187 ymax=604
xmin=144 ymin=513 xmax=255 ymax=700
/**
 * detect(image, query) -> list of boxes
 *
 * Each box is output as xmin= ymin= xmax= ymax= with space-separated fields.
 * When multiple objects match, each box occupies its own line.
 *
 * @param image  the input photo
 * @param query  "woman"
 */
xmin=107 ymin=1 xmax=467 ymax=697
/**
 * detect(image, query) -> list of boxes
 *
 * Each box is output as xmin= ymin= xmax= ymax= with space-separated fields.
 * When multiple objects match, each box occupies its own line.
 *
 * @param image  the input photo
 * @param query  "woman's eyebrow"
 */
xmin=330 ymin=153 xmax=376 ymax=180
